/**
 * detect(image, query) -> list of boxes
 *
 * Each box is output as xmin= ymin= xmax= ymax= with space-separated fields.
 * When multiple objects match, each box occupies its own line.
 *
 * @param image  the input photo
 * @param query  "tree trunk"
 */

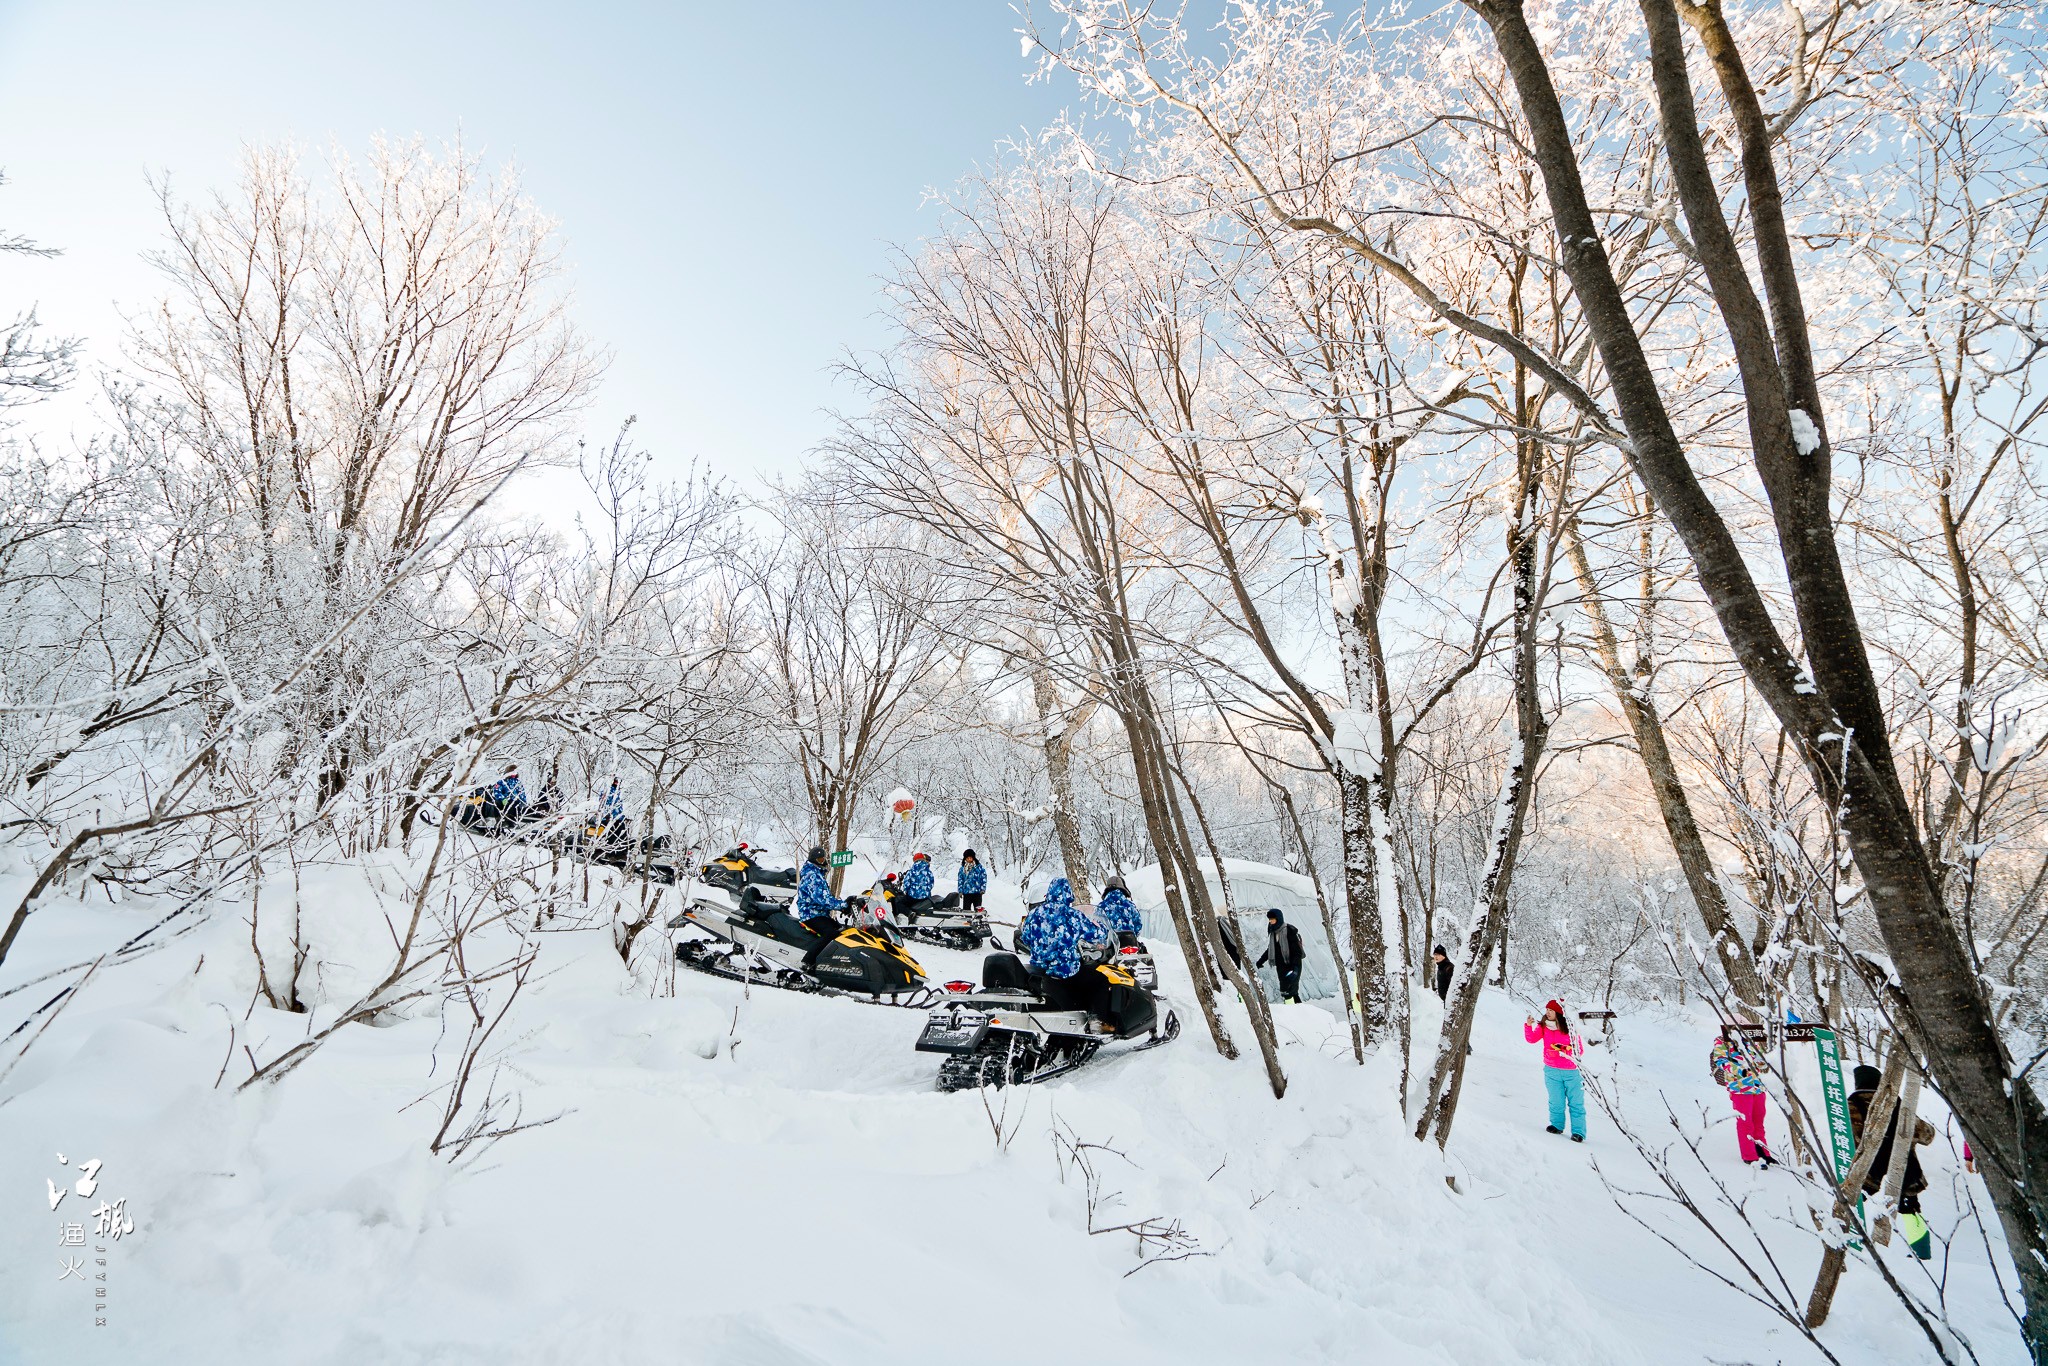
xmin=1030 ymin=660 xmax=1096 ymax=901
xmin=1172 ymin=743 xmax=1289 ymax=1098
xmin=1116 ymin=693 xmax=1239 ymax=1063
xmin=1562 ymin=512 xmax=1768 ymax=1013
xmin=1471 ymin=3 xmax=2048 ymax=1339
xmin=1339 ymin=771 xmax=1393 ymax=1051
xmin=1414 ymin=452 xmax=1550 ymax=1146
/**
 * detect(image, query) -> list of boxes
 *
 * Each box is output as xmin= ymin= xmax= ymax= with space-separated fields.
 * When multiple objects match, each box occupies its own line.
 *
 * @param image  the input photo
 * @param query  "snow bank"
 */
xmin=0 ymin=867 xmax=2028 ymax=1364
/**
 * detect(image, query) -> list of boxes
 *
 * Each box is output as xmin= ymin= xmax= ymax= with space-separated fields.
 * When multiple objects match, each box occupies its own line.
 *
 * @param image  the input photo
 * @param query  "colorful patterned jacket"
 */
xmin=795 ymin=861 xmax=845 ymax=922
xmin=1017 ymin=877 xmax=1105 ymax=979
xmin=1095 ymin=887 xmax=1142 ymax=935
xmin=1710 ymin=1037 xmax=1766 ymax=1095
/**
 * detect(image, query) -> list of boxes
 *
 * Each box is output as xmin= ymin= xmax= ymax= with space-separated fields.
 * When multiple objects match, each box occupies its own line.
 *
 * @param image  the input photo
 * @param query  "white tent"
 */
xmin=1120 ymin=858 xmax=1341 ymax=1002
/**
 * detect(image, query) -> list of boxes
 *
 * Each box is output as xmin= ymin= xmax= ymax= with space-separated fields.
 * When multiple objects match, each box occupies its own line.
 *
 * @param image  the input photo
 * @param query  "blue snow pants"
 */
xmin=1545 ymin=1068 xmax=1587 ymax=1138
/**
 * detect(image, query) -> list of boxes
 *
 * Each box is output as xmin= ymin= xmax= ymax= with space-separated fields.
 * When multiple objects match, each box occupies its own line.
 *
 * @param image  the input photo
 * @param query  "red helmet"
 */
xmin=912 ymin=852 xmax=930 ymax=862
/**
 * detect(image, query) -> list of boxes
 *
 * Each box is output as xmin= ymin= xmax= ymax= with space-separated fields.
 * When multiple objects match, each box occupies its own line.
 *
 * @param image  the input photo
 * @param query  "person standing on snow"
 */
xmin=1017 ymin=876 xmax=1107 ymax=1011
xmin=1096 ymin=875 xmax=1143 ymax=941
xmin=599 ymin=776 xmax=626 ymax=827
xmin=1432 ymin=946 xmax=1454 ymax=1002
xmin=956 ymin=850 xmax=988 ymax=912
xmin=1709 ymin=1034 xmax=1775 ymax=1167
xmin=795 ymin=846 xmax=850 ymax=936
xmin=1525 ymin=1000 xmax=1587 ymax=1141
xmin=901 ymin=851 xmax=936 ymax=900
xmin=1256 ymin=908 xmax=1306 ymax=1003
xmin=1848 ymin=1063 xmax=1938 ymax=1258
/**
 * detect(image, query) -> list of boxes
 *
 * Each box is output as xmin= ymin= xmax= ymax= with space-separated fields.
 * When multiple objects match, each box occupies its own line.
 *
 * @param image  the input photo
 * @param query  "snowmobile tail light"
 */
xmin=1120 ymin=946 xmax=1139 ymax=955
xmin=944 ymin=980 xmax=975 ymax=994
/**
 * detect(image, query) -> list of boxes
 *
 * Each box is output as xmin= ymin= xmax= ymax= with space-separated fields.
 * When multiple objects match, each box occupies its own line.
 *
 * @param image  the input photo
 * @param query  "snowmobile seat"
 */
xmin=904 ymin=893 xmax=963 ymax=916
xmin=750 ymin=866 xmax=798 ymax=888
xmin=981 ymin=951 xmax=1034 ymax=992
xmin=762 ymin=910 xmax=838 ymax=951
xmin=737 ymin=885 xmax=781 ymax=921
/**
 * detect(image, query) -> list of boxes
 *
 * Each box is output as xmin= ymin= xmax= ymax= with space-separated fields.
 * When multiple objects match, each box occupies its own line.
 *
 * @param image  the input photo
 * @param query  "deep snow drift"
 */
xmin=0 ymin=852 xmax=2027 ymax=1365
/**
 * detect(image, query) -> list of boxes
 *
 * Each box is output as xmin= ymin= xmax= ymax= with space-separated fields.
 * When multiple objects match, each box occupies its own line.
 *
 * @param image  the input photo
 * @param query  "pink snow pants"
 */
xmin=1732 ymin=1091 xmax=1769 ymax=1163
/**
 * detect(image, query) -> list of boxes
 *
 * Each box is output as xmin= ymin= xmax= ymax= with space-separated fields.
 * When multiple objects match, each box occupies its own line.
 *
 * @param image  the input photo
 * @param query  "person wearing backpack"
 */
xmin=1709 ymin=1033 xmax=1776 ymax=1167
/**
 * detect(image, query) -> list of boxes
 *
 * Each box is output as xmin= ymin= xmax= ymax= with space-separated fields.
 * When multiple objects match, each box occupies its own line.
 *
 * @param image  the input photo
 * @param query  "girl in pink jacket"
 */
xmin=1525 ymin=1000 xmax=1586 ymax=1141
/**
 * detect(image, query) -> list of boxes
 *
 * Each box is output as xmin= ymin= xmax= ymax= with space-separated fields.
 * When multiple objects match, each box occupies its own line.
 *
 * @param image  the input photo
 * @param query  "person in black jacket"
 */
xmin=1848 ymin=1063 xmax=1937 ymax=1257
xmin=1257 ymin=908 xmax=1306 ymax=1003
xmin=1431 ymin=945 xmax=1453 ymax=1002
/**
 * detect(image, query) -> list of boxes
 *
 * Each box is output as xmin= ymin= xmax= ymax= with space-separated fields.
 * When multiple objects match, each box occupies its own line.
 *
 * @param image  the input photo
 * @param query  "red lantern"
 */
xmin=891 ymin=796 xmax=915 ymax=818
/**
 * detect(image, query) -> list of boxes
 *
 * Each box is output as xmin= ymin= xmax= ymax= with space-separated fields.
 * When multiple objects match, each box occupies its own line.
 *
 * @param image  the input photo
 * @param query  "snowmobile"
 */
xmin=445 ymin=785 xmax=540 ymax=839
xmin=438 ymin=790 xmax=681 ymax=883
xmin=877 ymin=882 xmax=993 ymax=951
xmin=697 ymin=846 xmax=799 ymax=898
xmin=667 ymin=884 xmax=939 ymax=1006
xmin=915 ymin=943 xmax=1179 ymax=1091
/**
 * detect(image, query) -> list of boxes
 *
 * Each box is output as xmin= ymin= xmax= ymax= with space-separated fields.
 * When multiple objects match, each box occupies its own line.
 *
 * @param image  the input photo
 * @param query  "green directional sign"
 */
xmin=1813 ymin=1027 xmax=1864 ymax=1232
xmin=829 ymin=850 xmax=855 ymax=868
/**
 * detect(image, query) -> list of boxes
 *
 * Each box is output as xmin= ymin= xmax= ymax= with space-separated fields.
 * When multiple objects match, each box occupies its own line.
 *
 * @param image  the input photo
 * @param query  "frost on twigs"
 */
xmin=1050 ymin=1117 xmax=1211 ymax=1277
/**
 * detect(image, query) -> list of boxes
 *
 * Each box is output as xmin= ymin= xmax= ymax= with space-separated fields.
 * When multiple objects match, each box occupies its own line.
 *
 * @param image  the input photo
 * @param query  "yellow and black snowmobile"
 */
xmin=915 ymin=942 xmax=1179 ymax=1090
xmin=697 ymin=846 xmax=799 ymax=898
xmin=668 ymin=884 xmax=938 ymax=1006
xmin=876 ymin=879 xmax=993 ymax=951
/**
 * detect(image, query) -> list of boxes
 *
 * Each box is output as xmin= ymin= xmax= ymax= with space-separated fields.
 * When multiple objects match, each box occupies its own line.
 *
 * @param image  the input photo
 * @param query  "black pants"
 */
xmin=796 ymin=915 xmax=842 ymax=963
xmin=1277 ymin=968 xmax=1302 ymax=1003
xmin=961 ymin=892 xmax=984 ymax=912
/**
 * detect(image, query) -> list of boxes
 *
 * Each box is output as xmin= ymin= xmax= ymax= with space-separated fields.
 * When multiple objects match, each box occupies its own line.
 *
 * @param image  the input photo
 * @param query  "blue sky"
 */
xmin=0 ymin=1 xmax=1075 ymax=486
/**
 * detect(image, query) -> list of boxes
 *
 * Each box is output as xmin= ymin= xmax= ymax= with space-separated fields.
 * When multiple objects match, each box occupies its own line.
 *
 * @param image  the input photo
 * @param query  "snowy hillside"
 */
xmin=0 ymin=862 xmax=2024 ymax=1365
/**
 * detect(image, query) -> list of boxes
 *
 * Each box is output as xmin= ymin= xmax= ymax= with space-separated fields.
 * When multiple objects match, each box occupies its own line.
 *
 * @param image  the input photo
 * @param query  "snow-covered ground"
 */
xmin=0 ymin=853 xmax=2027 ymax=1365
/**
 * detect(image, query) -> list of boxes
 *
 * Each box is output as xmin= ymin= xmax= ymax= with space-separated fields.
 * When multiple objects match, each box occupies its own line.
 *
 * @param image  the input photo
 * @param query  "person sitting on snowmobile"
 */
xmin=592 ymin=776 xmax=630 ymax=849
xmin=1017 ymin=876 xmax=1108 ymax=1012
xmin=795 ymin=846 xmax=850 ymax=936
xmin=1096 ymin=876 xmax=1142 ymax=939
xmin=901 ymin=851 xmax=936 ymax=900
xmin=487 ymin=764 xmax=528 ymax=820
xmin=532 ymin=766 xmax=563 ymax=820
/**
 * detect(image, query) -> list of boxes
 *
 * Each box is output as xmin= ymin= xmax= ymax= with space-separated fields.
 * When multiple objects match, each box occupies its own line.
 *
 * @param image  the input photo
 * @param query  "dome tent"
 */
xmin=1119 ymin=858 xmax=1341 ymax=1003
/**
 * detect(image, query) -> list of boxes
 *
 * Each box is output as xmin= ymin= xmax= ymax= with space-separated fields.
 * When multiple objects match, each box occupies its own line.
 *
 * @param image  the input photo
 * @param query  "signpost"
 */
xmin=829 ymin=850 xmax=854 ymax=869
xmin=1812 ymin=1028 xmax=1862 ymax=1226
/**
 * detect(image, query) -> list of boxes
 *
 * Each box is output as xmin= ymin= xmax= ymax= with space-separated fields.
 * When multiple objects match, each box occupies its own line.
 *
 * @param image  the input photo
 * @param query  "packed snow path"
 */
xmin=0 ymin=876 xmax=2025 ymax=1364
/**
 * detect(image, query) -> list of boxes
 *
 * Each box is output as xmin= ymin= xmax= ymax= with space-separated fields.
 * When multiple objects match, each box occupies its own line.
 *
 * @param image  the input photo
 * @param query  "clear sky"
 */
xmin=0 ymin=1 xmax=1074 ymax=489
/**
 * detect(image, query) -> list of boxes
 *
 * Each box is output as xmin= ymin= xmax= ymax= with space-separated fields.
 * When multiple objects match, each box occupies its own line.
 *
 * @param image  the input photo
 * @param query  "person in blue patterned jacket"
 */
xmin=1017 ymin=877 xmax=1105 ymax=981
xmin=1095 ymin=875 xmax=1142 ymax=937
xmin=488 ymin=764 xmax=528 ymax=818
xmin=794 ymin=846 xmax=848 ymax=932
xmin=956 ymin=850 xmax=988 ymax=911
xmin=901 ymin=852 xmax=935 ymax=900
